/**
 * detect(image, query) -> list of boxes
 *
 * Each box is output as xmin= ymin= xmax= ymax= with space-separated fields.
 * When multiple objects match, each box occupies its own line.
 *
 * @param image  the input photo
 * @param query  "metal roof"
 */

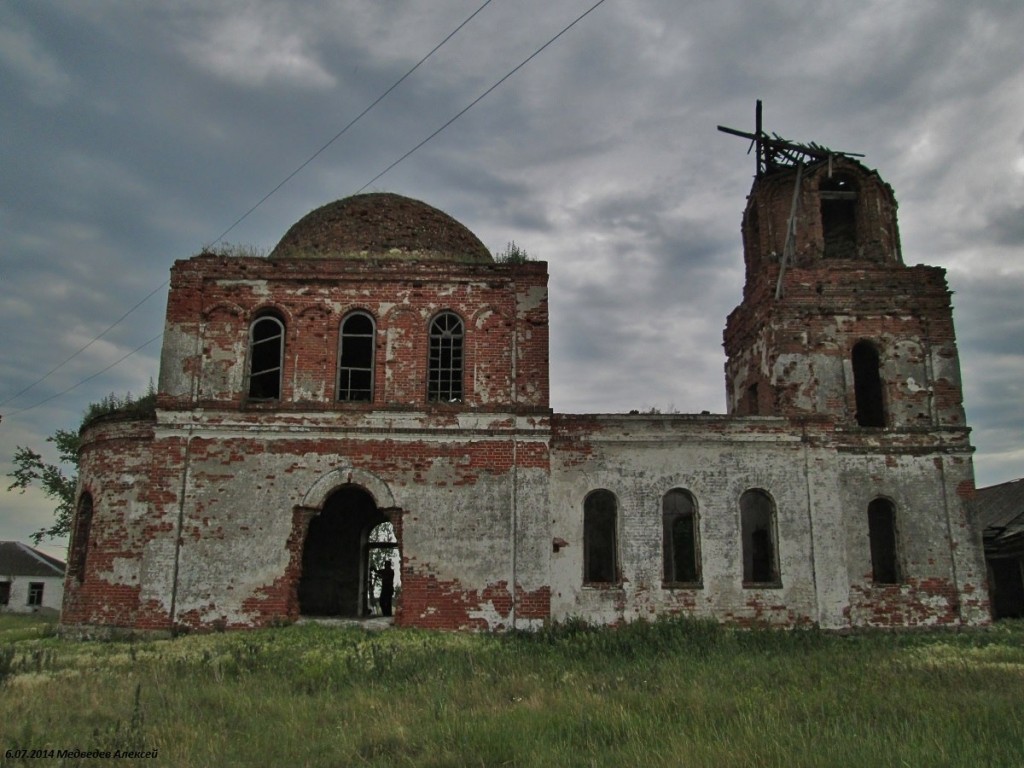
xmin=973 ymin=478 xmax=1024 ymax=555
xmin=0 ymin=541 xmax=66 ymax=578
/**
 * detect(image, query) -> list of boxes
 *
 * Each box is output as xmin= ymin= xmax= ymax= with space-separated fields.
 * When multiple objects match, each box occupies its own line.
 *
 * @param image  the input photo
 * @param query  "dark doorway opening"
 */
xmin=989 ymin=557 xmax=1024 ymax=620
xmin=298 ymin=485 xmax=393 ymax=618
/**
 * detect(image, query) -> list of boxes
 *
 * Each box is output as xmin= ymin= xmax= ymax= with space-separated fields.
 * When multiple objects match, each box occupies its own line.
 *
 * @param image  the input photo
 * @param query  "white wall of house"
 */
xmin=0 ymin=574 xmax=64 ymax=614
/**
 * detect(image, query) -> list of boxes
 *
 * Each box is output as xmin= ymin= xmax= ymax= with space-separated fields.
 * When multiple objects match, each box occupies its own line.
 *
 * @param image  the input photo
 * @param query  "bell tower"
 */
xmin=720 ymin=104 xmax=966 ymax=430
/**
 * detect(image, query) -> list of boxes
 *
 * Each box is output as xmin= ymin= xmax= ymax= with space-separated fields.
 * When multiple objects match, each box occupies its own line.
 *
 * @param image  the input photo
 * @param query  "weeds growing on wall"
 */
xmin=197 ymin=242 xmax=270 ymax=259
xmin=80 ymin=381 xmax=157 ymax=428
xmin=1 ymin=613 xmax=1022 ymax=767
xmin=494 ymin=241 xmax=532 ymax=264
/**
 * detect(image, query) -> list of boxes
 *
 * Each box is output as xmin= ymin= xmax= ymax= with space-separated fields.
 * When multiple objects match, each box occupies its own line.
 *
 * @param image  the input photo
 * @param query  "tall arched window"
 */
xmin=584 ymin=490 xmax=618 ymax=584
xmin=338 ymin=312 xmax=375 ymax=402
xmin=741 ymin=489 xmax=779 ymax=585
xmin=70 ymin=492 xmax=93 ymax=583
xmin=248 ymin=314 xmax=284 ymax=400
xmin=852 ymin=341 xmax=885 ymax=427
xmin=428 ymin=312 xmax=464 ymax=403
xmin=663 ymin=489 xmax=700 ymax=584
xmin=867 ymin=498 xmax=900 ymax=584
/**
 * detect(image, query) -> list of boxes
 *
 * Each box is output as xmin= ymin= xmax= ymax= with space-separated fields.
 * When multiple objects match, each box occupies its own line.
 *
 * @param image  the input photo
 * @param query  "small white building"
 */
xmin=0 ymin=541 xmax=65 ymax=615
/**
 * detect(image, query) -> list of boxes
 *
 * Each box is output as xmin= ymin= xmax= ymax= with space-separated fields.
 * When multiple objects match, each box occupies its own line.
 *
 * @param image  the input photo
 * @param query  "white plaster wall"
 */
xmin=549 ymin=417 xmax=826 ymax=627
xmin=1 ymin=575 xmax=63 ymax=613
xmin=837 ymin=449 xmax=988 ymax=626
xmin=161 ymin=413 xmax=548 ymax=629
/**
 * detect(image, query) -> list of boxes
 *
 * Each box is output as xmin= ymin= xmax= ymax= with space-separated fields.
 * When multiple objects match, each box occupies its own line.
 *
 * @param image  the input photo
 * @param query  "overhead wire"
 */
xmin=2 ymin=0 xmax=610 ymax=419
xmin=0 ymin=282 xmax=169 ymax=409
xmin=208 ymin=0 xmax=498 ymax=247
xmin=3 ymin=334 xmax=165 ymax=417
xmin=0 ymin=0 xmax=496 ymax=416
xmin=358 ymin=0 xmax=610 ymax=194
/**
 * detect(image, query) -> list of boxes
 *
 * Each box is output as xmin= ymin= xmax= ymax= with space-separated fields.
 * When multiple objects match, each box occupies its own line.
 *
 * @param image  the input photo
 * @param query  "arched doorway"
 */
xmin=298 ymin=485 xmax=394 ymax=617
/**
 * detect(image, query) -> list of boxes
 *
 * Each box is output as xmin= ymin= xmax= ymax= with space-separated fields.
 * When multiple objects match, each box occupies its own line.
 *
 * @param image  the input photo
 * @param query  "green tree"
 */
xmin=7 ymin=429 xmax=80 ymax=544
xmin=6 ymin=385 xmax=155 ymax=544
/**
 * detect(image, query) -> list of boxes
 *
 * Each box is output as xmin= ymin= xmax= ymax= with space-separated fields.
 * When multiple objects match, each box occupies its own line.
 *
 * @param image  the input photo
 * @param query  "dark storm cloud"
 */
xmin=985 ymin=206 xmax=1024 ymax=248
xmin=2 ymin=0 xmax=1023 ymax=552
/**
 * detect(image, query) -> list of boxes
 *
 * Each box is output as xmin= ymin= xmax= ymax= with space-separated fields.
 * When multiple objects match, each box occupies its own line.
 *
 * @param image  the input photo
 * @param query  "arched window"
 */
xmin=584 ymin=490 xmax=618 ymax=584
xmin=428 ymin=312 xmax=464 ymax=403
xmin=867 ymin=498 xmax=900 ymax=584
xmin=852 ymin=341 xmax=885 ymax=427
xmin=663 ymin=489 xmax=700 ymax=584
xmin=338 ymin=312 xmax=375 ymax=402
xmin=248 ymin=314 xmax=284 ymax=400
xmin=70 ymin=492 xmax=93 ymax=583
xmin=820 ymin=173 xmax=858 ymax=259
xmin=741 ymin=489 xmax=779 ymax=585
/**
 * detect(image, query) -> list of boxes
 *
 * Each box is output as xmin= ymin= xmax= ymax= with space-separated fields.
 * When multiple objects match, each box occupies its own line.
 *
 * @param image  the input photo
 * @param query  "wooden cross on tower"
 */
xmin=717 ymin=100 xmax=863 ymax=177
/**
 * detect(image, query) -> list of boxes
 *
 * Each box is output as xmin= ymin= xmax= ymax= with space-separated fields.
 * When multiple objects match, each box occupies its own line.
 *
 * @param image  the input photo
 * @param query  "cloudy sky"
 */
xmin=2 ymin=0 xmax=1022 ymax=557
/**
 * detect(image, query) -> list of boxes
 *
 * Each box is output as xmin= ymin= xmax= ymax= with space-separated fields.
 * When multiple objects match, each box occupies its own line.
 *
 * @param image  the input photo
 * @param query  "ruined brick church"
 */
xmin=62 ymin=129 xmax=991 ymax=633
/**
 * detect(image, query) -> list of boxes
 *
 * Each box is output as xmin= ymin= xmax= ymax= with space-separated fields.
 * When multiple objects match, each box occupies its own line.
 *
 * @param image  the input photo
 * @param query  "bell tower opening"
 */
xmin=298 ymin=485 xmax=393 ymax=618
xmin=820 ymin=174 xmax=858 ymax=259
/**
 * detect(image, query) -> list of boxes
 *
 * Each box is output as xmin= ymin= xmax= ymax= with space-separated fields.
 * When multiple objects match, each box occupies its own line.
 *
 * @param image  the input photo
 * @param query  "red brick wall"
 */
xmin=724 ymin=161 xmax=966 ymax=429
xmin=739 ymin=157 xmax=902 ymax=284
xmin=63 ymin=417 xmax=156 ymax=629
xmin=158 ymin=257 xmax=549 ymax=413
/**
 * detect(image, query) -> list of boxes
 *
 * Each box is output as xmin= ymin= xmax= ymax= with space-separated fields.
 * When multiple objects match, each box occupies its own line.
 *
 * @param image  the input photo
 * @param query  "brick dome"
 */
xmin=270 ymin=192 xmax=493 ymax=263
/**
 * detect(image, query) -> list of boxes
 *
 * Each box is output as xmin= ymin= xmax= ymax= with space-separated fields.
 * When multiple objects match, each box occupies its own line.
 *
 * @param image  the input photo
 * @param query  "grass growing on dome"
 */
xmin=1 ymin=615 xmax=1022 ymax=767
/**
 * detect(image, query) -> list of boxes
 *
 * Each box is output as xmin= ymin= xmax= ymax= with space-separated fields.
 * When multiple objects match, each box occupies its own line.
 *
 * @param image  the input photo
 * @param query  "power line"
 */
xmin=0 ymin=281 xmax=169 ymax=409
xmin=210 ymin=0 xmax=498 ymax=247
xmin=0 ymin=0 xmax=495 ymax=415
xmin=4 ymin=333 xmax=164 ymax=417
xmin=358 ymin=0 xmax=610 ymax=194
xmin=3 ymin=0 xmax=612 ymax=419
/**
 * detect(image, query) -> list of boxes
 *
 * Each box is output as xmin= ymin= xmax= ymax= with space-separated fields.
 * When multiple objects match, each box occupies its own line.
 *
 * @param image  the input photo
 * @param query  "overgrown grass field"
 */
xmin=1 ymin=613 xmax=1022 ymax=767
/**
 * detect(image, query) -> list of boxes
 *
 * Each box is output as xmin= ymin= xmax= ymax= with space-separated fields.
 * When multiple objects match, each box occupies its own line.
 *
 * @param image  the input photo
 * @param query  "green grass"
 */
xmin=1 ymin=614 xmax=1022 ymax=767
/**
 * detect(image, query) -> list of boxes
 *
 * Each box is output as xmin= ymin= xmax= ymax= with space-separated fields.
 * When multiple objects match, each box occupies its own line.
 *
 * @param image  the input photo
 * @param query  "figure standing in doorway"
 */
xmin=378 ymin=562 xmax=395 ymax=617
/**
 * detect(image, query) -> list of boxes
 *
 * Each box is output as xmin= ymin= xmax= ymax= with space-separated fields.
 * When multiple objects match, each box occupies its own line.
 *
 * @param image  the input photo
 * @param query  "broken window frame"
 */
xmin=662 ymin=489 xmax=701 ymax=586
xmin=740 ymin=489 xmax=781 ymax=587
xmin=867 ymin=497 xmax=901 ymax=584
xmin=247 ymin=313 xmax=285 ymax=401
xmin=583 ymin=489 xmax=619 ymax=585
xmin=337 ymin=311 xmax=376 ymax=402
xmin=27 ymin=582 xmax=44 ymax=607
xmin=427 ymin=311 xmax=464 ymax=403
xmin=70 ymin=492 xmax=94 ymax=583
xmin=852 ymin=340 xmax=886 ymax=428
